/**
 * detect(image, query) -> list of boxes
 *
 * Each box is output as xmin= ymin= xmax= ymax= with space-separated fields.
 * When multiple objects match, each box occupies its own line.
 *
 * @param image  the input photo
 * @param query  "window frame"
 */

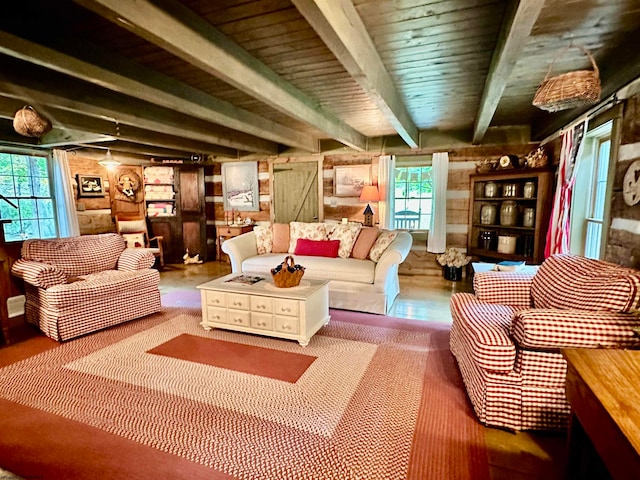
xmin=393 ymin=155 xmax=432 ymax=232
xmin=0 ymin=148 xmax=58 ymax=242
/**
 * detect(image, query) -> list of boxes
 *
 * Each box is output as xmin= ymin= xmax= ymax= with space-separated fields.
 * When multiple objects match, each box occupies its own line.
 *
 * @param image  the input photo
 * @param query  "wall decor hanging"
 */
xmin=222 ymin=161 xmax=260 ymax=211
xmin=115 ymin=169 xmax=143 ymax=203
xmin=77 ymin=174 xmax=105 ymax=197
xmin=333 ymin=164 xmax=371 ymax=197
xmin=623 ymin=159 xmax=640 ymax=206
xmin=532 ymin=45 xmax=600 ymax=112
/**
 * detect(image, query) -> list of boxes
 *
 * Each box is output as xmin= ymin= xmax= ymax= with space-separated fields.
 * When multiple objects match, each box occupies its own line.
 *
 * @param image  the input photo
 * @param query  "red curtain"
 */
xmin=544 ymin=121 xmax=587 ymax=258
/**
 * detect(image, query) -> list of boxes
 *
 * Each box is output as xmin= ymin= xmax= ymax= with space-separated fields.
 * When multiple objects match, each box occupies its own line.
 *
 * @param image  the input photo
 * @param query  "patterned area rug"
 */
xmin=0 ymin=308 xmax=489 ymax=480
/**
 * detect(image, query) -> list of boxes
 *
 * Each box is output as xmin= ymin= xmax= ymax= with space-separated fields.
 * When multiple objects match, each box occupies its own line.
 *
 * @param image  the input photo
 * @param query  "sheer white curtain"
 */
xmin=52 ymin=149 xmax=80 ymax=237
xmin=377 ymin=155 xmax=395 ymax=230
xmin=427 ymin=151 xmax=449 ymax=253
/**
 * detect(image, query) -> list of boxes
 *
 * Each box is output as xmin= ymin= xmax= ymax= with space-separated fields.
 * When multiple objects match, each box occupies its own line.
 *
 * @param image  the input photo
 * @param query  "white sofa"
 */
xmin=222 ymin=229 xmax=412 ymax=315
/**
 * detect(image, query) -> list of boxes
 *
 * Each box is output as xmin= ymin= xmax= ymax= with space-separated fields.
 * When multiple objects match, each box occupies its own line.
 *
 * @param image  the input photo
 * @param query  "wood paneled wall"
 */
xmin=205 ymin=143 xmax=537 ymax=274
xmin=607 ymin=94 xmax=640 ymax=269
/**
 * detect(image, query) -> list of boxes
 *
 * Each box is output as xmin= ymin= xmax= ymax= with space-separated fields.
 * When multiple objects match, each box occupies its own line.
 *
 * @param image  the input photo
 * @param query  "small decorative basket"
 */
xmin=13 ymin=106 xmax=52 ymax=137
xmin=524 ymin=146 xmax=548 ymax=169
xmin=271 ymin=255 xmax=305 ymax=288
xmin=532 ymin=46 xmax=600 ymax=113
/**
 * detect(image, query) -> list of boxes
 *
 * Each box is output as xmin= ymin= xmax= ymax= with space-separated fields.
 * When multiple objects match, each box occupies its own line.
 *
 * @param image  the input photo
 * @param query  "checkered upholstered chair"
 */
xmin=115 ymin=214 xmax=164 ymax=267
xmin=11 ymin=233 xmax=161 ymax=341
xmin=450 ymin=254 xmax=640 ymax=431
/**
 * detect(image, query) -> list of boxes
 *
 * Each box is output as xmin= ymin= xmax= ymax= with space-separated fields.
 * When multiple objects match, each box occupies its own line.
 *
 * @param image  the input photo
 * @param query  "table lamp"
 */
xmin=359 ymin=185 xmax=379 ymax=227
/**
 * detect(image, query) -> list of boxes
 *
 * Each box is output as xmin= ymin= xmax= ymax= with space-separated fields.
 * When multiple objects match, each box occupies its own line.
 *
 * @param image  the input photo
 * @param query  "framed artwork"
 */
xmin=333 ymin=165 xmax=371 ymax=197
xmin=77 ymin=174 xmax=105 ymax=197
xmin=222 ymin=161 xmax=260 ymax=211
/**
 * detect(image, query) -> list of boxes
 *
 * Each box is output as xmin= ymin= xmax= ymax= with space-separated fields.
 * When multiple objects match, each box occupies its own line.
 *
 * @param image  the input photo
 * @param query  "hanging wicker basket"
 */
xmin=13 ymin=106 xmax=52 ymax=137
xmin=532 ymin=46 xmax=601 ymax=113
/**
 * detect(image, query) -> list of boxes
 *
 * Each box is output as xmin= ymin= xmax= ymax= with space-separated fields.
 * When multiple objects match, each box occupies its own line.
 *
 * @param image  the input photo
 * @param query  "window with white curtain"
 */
xmin=0 ymin=151 xmax=58 ymax=241
xmin=393 ymin=155 xmax=432 ymax=230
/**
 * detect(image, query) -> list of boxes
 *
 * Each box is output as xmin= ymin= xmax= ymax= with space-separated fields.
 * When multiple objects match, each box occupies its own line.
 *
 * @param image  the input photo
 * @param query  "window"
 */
xmin=0 ymin=152 xmax=57 ymax=241
xmin=394 ymin=164 xmax=432 ymax=230
xmin=584 ymin=136 xmax=610 ymax=258
xmin=569 ymin=119 xmax=613 ymax=259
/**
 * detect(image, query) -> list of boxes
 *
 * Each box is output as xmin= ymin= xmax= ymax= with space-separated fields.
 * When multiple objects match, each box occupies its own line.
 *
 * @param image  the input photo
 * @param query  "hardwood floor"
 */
xmin=160 ymin=261 xmax=568 ymax=480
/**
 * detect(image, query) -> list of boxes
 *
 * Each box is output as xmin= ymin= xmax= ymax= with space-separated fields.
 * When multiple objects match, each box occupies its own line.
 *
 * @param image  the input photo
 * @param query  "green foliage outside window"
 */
xmin=0 ymin=152 xmax=57 ymax=241
xmin=394 ymin=166 xmax=433 ymax=230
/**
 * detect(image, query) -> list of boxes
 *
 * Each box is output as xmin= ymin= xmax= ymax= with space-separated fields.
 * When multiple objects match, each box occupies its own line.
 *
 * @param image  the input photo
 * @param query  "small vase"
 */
xmin=443 ymin=266 xmax=463 ymax=281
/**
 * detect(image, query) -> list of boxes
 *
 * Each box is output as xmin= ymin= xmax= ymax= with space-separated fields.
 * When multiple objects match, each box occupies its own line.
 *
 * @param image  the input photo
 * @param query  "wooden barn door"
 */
xmin=272 ymin=162 xmax=319 ymax=223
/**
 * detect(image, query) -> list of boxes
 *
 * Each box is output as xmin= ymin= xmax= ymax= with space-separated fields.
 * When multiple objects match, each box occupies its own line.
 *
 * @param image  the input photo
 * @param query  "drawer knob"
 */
xmin=233 ymin=318 xmax=242 ymax=323
xmin=282 ymin=324 xmax=291 ymax=330
xmin=258 ymin=321 xmax=266 ymax=327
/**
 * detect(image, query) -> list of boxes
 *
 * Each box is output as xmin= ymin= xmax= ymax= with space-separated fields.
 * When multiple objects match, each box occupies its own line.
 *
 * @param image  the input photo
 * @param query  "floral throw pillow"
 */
xmin=254 ymin=225 xmax=273 ymax=254
xmin=288 ymin=222 xmax=327 ymax=253
xmin=368 ymin=230 xmax=398 ymax=262
xmin=328 ymin=223 xmax=362 ymax=258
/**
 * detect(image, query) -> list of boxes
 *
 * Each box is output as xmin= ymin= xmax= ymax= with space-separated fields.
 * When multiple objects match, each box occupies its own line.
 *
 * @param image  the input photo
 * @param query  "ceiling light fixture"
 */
xmin=98 ymin=149 xmax=120 ymax=169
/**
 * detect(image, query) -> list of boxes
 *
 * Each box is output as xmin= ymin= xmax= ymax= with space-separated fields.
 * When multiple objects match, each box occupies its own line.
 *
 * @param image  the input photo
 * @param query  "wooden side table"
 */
xmin=563 ymin=348 xmax=640 ymax=480
xmin=217 ymin=224 xmax=254 ymax=262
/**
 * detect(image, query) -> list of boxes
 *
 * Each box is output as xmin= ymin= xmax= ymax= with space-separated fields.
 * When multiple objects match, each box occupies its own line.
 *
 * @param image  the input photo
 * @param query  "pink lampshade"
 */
xmin=359 ymin=185 xmax=379 ymax=202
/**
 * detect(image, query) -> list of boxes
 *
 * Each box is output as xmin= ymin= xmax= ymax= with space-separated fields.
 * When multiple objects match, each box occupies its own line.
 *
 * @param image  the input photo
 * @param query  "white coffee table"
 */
xmin=197 ymin=273 xmax=330 ymax=346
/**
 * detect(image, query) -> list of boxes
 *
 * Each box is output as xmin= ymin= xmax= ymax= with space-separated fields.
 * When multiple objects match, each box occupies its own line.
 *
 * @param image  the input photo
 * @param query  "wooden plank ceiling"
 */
xmin=1 ymin=0 xmax=640 ymax=160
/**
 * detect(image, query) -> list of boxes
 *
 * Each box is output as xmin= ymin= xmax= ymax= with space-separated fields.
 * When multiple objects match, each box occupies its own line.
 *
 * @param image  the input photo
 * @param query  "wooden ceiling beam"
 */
xmin=73 ymin=0 xmax=367 ymax=151
xmin=0 ymin=95 xmax=237 ymax=157
xmin=291 ymin=0 xmax=419 ymax=148
xmin=0 ymin=31 xmax=316 ymax=153
xmin=472 ymin=0 xmax=545 ymax=144
xmin=0 ymin=61 xmax=278 ymax=155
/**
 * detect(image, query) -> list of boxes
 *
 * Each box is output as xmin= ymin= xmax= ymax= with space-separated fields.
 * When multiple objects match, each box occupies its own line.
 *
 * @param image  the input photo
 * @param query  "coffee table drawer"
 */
xmin=251 ymin=312 xmax=274 ymax=331
xmin=206 ymin=307 xmax=227 ymax=324
xmin=228 ymin=309 xmax=250 ymax=327
xmin=275 ymin=298 xmax=298 ymax=317
xmin=204 ymin=290 xmax=226 ymax=308
xmin=228 ymin=293 xmax=250 ymax=310
xmin=275 ymin=316 xmax=299 ymax=335
xmin=251 ymin=296 xmax=273 ymax=313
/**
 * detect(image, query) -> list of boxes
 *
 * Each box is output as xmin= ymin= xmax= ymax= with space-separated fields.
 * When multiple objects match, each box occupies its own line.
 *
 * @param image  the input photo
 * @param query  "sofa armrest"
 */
xmin=473 ymin=272 xmax=535 ymax=307
xmin=118 ymin=248 xmax=156 ymax=271
xmin=511 ymin=309 xmax=640 ymax=350
xmin=221 ymin=231 xmax=258 ymax=273
xmin=373 ymin=231 xmax=412 ymax=285
xmin=11 ymin=259 xmax=67 ymax=289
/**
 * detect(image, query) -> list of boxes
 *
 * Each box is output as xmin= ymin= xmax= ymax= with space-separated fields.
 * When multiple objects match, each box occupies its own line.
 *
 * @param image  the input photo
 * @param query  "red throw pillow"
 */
xmin=294 ymin=239 xmax=340 ymax=258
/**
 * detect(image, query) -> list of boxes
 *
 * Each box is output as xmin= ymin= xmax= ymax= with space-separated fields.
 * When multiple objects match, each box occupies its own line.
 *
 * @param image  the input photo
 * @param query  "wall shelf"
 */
xmin=468 ymin=168 xmax=553 ymax=265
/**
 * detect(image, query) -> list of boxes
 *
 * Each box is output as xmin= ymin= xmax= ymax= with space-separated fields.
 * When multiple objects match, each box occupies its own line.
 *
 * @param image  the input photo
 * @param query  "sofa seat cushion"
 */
xmin=450 ymin=292 xmax=518 ymax=373
xmin=242 ymin=253 xmax=375 ymax=284
xmin=42 ymin=269 xmax=160 ymax=308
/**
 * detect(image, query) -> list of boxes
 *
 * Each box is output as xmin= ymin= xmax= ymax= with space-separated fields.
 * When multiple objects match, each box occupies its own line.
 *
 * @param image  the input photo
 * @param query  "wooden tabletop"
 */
xmin=563 ymin=348 xmax=640 ymax=479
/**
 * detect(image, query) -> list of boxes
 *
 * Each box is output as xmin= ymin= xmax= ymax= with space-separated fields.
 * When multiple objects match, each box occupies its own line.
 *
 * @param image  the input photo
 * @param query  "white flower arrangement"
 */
xmin=436 ymin=247 xmax=471 ymax=268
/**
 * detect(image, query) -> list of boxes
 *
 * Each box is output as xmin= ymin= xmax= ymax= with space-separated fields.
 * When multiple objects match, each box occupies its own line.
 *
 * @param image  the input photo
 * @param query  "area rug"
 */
xmin=0 ymin=308 xmax=489 ymax=480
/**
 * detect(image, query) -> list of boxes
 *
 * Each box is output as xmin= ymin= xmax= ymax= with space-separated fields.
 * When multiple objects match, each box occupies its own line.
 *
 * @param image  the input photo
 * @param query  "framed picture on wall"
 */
xmin=334 ymin=165 xmax=371 ymax=197
xmin=222 ymin=161 xmax=260 ymax=211
xmin=76 ymin=174 xmax=105 ymax=197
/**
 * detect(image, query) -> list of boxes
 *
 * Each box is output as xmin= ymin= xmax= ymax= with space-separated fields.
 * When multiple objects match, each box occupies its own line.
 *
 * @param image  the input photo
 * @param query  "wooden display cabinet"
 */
xmin=467 ymin=168 xmax=553 ymax=265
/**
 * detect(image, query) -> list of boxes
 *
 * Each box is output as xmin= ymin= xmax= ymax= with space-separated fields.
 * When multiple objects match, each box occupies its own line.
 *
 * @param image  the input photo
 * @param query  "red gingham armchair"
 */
xmin=450 ymin=254 xmax=640 ymax=431
xmin=11 ymin=233 xmax=161 ymax=341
